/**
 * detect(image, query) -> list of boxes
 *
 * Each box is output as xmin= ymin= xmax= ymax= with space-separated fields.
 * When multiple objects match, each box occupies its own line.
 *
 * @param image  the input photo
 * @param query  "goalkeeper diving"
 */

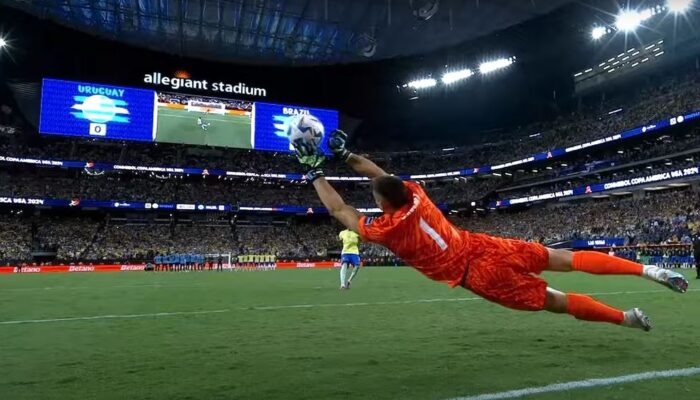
xmin=292 ymin=128 xmax=688 ymax=332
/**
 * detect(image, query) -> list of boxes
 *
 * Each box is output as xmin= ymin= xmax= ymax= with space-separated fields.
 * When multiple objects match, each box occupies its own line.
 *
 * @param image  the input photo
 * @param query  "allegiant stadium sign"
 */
xmin=143 ymin=72 xmax=267 ymax=97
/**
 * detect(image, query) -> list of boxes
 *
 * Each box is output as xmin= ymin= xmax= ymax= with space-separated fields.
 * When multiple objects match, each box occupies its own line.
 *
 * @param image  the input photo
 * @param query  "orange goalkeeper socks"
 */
xmin=572 ymin=251 xmax=643 ymax=276
xmin=566 ymin=293 xmax=624 ymax=325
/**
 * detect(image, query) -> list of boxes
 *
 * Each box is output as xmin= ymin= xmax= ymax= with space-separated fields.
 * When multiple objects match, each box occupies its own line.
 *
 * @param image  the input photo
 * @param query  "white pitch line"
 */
xmin=0 ymin=309 xmax=230 ymax=325
xmin=250 ymin=288 xmax=699 ymax=311
xmin=0 ymin=283 xmax=206 ymax=292
xmin=1 ymin=288 xmax=696 ymax=325
xmin=447 ymin=366 xmax=700 ymax=400
xmin=250 ymin=297 xmax=483 ymax=310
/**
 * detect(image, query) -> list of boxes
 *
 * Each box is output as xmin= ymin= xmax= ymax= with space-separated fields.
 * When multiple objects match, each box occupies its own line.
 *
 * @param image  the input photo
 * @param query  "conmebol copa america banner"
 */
xmin=491 ymin=165 xmax=700 ymax=208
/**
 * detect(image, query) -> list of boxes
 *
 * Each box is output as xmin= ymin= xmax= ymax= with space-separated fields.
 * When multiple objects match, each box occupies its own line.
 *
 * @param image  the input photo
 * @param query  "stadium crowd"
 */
xmin=0 ymin=168 xmax=498 ymax=206
xmin=34 ymin=216 xmax=102 ymax=260
xmin=0 ymin=185 xmax=698 ymax=265
xmin=0 ymin=214 xmax=32 ymax=263
xmin=462 ymin=188 xmax=700 ymax=245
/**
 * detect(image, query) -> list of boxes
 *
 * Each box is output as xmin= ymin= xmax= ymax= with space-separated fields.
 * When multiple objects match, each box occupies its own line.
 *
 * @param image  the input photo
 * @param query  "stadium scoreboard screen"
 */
xmin=39 ymin=80 xmax=156 ymax=142
xmin=253 ymin=102 xmax=337 ymax=153
xmin=39 ymin=78 xmax=339 ymax=152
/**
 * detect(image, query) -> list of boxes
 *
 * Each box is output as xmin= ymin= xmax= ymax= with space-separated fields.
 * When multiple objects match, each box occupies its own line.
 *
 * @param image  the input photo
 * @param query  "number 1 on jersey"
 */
xmin=419 ymin=218 xmax=448 ymax=250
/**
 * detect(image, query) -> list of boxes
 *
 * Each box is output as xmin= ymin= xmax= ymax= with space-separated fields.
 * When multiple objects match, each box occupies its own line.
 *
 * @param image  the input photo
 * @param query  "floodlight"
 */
xmin=615 ymin=6 xmax=662 ymax=32
xmin=667 ymin=0 xmax=693 ymax=13
xmin=591 ymin=26 xmax=607 ymax=40
xmin=442 ymin=68 xmax=474 ymax=84
xmin=616 ymin=10 xmax=642 ymax=32
xmin=0 ymin=38 xmax=6 ymax=48
xmin=479 ymin=57 xmax=515 ymax=74
xmin=407 ymin=78 xmax=437 ymax=89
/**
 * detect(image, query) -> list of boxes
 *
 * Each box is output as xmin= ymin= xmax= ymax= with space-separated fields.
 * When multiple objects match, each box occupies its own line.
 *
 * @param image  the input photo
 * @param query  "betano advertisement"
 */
xmin=0 ymin=262 xmax=340 ymax=274
xmin=0 ymin=264 xmax=147 ymax=274
xmin=38 ymin=78 xmax=339 ymax=152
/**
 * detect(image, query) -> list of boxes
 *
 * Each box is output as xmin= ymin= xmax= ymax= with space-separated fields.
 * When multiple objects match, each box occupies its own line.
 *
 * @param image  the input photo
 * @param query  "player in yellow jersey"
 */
xmin=339 ymin=229 xmax=362 ymax=289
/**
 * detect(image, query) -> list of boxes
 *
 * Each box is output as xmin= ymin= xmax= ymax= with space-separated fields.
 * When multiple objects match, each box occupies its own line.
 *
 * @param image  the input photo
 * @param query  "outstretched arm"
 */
xmin=345 ymin=153 xmax=388 ymax=179
xmin=312 ymin=177 xmax=361 ymax=233
xmin=294 ymin=134 xmax=364 ymax=233
xmin=328 ymin=130 xmax=388 ymax=178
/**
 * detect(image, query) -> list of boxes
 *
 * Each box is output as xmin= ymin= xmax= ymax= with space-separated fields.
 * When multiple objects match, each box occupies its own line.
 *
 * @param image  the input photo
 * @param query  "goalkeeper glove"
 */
xmin=304 ymin=168 xmax=325 ymax=182
xmin=328 ymin=129 xmax=352 ymax=162
xmin=291 ymin=137 xmax=319 ymax=159
xmin=294 ymin=143 xmax=326 ymax=183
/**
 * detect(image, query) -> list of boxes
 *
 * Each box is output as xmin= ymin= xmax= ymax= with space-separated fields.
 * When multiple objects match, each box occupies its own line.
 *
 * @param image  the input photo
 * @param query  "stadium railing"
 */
xmin=0 ymin=163 xmax=697 ymax=213
xmin=490 ymin=163 xmax=700 ymax=208
xmin=1 ymin=108 xmax=698 ymax=182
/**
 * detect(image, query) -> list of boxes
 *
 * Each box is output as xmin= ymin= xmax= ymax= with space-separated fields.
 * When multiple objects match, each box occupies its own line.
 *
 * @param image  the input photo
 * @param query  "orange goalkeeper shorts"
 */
xmin=462 ymin=234 xmax=550 ymax=311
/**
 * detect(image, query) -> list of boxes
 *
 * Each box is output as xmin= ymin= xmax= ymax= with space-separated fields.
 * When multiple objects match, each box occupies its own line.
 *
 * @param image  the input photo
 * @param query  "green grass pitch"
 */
xmin=155 ymin=108 xmax=252 ymax=148
xmin=0 ymin=268 xmax=697 ymax=400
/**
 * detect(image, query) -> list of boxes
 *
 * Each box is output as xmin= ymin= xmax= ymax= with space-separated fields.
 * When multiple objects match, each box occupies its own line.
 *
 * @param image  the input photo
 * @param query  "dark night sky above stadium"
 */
xmin=0 ymin=2 xmax=694 ymax=148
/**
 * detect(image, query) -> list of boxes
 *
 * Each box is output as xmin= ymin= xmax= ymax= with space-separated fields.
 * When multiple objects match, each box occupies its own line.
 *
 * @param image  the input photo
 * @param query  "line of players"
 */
xmin=153 ymin=254 xmax=222 ymax=271
xmin=152 ymin=254 xmax=277 ymax=272
xmin=236 ymin=255 xmax=277 ymax=271
xmin=148 ymin=231 xmax=363 ymax=281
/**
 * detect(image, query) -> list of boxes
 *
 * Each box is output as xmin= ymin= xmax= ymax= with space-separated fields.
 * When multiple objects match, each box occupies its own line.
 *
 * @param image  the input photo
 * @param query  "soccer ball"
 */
xmin=286 ymin=114 xmax=324 ymax=152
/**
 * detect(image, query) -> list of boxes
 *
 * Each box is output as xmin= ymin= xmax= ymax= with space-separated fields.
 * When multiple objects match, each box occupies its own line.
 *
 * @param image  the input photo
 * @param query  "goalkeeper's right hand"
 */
xmin=292 ymin=142 xmax=326 ymax=183
xmin=328 ymin=129 xmax=352 ymax=162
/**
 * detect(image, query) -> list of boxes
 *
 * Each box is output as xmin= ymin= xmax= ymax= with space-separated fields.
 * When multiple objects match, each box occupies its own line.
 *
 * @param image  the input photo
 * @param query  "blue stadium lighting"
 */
xmin=441 ymin=68 xmax=474 ymax=84
xmin=667 ymin=0 xmax=693 ymax=13
xmin=407 ymin=78 xmax=437 ymax=89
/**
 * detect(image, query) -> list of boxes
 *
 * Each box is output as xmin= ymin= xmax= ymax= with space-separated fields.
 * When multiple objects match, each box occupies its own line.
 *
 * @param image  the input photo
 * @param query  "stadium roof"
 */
xmin=5 ymin=0 xmax=582 ymax=65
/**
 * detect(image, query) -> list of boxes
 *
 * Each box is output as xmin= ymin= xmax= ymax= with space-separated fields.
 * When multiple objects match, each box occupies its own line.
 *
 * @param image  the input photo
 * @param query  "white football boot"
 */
xmin=643 ymin=265 xmax=689 ymax=293
xmin=622 ymin=308 xmax=652 ymax=332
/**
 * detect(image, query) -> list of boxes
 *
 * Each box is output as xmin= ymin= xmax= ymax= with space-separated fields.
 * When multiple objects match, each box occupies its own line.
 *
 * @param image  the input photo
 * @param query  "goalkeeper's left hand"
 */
xmin=328 ymin=129 xmax=352 ymax=162
xmin=293 ymin=143 xmax=326 ymax=182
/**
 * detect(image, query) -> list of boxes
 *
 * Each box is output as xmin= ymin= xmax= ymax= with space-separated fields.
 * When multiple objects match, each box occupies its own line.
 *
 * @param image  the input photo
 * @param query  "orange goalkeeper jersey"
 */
xmin=358 ymin=181 xmax=471 ymax=286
